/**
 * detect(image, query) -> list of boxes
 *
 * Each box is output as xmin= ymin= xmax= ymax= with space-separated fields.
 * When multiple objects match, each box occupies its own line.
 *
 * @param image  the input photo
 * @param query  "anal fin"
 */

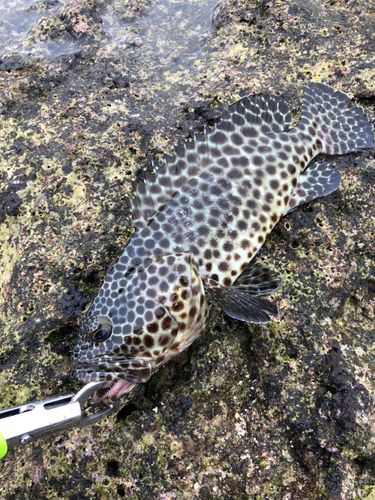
xmin=205 ymin=261 xmax=279 ymax=324
xmin=286 ymin=160 xmax=341 ymax=215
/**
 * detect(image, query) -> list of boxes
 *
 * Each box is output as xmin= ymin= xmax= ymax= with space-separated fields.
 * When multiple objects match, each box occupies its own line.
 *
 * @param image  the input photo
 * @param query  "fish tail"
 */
xmin=297 ymin=82 xmax=374 ymax=155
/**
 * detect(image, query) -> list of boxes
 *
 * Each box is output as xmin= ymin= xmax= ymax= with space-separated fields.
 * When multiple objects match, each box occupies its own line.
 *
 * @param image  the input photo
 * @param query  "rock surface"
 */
xmin=0 ymin=0 xmax=374 ymax=498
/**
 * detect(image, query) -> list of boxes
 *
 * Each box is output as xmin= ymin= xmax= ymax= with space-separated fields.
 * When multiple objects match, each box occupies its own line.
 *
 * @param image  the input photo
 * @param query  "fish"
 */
xmin=71 ymin=82 xmax=374 ymax=406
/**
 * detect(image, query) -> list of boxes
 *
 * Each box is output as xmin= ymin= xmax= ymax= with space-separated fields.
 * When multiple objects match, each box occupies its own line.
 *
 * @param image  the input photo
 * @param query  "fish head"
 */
xmin=71 ymin=252 xmax=209 ymax=405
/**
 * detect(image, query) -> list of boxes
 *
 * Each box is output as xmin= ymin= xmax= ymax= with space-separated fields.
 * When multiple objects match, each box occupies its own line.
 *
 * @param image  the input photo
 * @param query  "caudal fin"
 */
xmin=297 ymin=82 xmax=374 ymax=155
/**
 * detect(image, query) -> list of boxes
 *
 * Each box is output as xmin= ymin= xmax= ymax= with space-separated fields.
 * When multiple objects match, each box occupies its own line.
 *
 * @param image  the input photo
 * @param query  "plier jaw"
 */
xmin=0 ymin=382 xmax=121 ymax=456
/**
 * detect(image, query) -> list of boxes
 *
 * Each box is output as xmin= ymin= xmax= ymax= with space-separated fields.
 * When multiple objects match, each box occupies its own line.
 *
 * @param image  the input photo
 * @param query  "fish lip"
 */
xmin=90 ymin=378 xmax=136 ymax=406
xmin=72 ymin=360 xmax=137 ymax=405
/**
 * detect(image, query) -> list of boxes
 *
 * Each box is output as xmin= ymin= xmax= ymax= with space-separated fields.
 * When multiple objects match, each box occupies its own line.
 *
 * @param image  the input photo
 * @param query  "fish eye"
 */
xmin=90 ymin=317 xmax=112 ymax=342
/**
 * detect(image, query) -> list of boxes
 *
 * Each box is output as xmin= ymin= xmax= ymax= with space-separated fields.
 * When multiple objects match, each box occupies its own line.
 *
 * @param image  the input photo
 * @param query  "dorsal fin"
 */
xmin=127 ymin=93 xmax=292 ymax=229
xmin=127 ymin=134 xmax=205 ymax=229
xmin=217 ymin=93 xmax=292 ymax=135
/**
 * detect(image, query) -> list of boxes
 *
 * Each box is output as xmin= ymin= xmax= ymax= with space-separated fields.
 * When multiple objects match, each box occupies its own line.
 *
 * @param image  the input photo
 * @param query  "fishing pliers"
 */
xmin=0 ymin=382 xmax=121 ymax=459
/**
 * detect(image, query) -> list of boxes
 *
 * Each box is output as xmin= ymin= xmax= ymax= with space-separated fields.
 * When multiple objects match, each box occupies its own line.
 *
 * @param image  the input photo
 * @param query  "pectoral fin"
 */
xmin=205 ymin=261 xmax=279 ymax=324
xmin=232 ymin=261 xmax=280 ymax=295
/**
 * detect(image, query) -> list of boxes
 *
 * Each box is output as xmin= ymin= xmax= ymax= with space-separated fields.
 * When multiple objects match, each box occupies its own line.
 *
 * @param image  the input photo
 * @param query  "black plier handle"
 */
xmin=0 ymin=382 xmax=121 ymax=458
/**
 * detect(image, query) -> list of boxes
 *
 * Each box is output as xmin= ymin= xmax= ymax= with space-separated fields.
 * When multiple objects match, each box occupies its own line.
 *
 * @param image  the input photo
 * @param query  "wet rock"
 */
xmin=112 ymin=0 xmax=152 ymax=22
xmin=316 ymin=342 xmax=371 ymax=433
xmin=58 ymin=284 xmax=90 ymax=318
xmin=0 ymin=56 xmax=26 ymax=73
xmin=59 ymin=0 xmax=107 ymax=43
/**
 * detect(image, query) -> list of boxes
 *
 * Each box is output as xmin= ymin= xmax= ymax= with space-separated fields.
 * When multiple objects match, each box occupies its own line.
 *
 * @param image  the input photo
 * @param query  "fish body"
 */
xmin=72 ymin=83 xmax=374 ymax=405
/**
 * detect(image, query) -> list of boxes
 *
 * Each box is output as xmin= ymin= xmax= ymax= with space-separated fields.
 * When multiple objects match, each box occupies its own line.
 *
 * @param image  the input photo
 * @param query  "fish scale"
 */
xmin=72 ymin=82 xmax=374 ymax=406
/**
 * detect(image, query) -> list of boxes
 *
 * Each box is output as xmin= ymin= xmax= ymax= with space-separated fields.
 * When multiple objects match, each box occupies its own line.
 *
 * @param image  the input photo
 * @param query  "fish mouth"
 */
xmin=91 ymin=378 xmax=136 ymax=406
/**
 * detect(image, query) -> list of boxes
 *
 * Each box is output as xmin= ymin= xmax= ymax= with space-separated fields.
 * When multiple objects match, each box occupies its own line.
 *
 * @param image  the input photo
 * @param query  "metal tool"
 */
xmin=0 ymin=382 xmax=121 ymax=458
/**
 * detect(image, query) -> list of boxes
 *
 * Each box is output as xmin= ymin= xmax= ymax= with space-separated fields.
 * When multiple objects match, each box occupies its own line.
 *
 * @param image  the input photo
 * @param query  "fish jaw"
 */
xmin=73 ymin=367 xmax=136 ymax=406
xmin=90 ymin=379 xmax=136 ymax=406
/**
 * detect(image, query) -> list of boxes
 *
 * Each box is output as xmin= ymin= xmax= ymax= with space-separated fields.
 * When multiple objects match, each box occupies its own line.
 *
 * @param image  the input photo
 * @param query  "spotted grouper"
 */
xmin=72 ymin=83 xmax=374 ymax=405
